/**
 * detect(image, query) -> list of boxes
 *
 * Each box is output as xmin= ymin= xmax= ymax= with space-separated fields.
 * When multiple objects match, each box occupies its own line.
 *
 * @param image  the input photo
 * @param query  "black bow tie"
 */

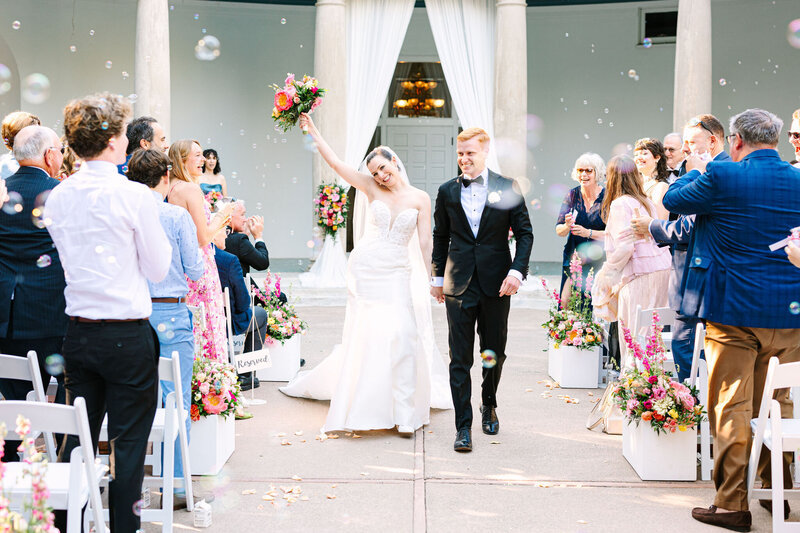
xmin=462 ymin=175 xmax=484 ymax=188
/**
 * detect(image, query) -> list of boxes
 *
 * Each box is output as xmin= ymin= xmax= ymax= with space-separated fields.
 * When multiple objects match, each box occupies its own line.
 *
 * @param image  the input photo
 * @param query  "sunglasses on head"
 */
xmin=688 ymin=118 xmax=715 ymax=137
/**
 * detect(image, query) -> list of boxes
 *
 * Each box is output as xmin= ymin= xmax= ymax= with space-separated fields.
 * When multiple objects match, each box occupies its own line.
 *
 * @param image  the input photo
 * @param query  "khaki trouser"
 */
xmin=705 ymin=322 xmax=800 ymax=511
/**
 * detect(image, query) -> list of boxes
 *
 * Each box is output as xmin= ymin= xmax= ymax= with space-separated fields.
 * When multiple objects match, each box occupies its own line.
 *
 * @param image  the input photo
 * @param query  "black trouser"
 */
xmin=243 ymin=306 xmax=269 ymax=353
xmin=444 ymin=276 xmax=510 ymax=430
xmin=0 ymin=336 xmax=66 ymax=461
xmin=57 ymin=319 xmax=159 ymax=533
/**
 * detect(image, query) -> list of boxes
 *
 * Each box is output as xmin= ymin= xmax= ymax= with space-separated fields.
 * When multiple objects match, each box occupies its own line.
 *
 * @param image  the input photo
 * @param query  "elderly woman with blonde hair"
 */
xmin=555 ymin=152 xmax=607 ymax=302
xmin=0 ymin=111 xmax=41 ymax=179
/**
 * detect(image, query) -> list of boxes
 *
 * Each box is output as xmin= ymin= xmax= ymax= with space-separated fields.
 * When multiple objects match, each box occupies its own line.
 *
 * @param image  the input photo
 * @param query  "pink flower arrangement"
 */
xmin=204 ymin=190 xmax=223 ymax=212
xmin=314 ymin=183 xmax=349 ymax=237
xmin=271 ymin=73 xmax=327 ymax=132
xmin=252 ymin=271 xmax=308 ymax=344
xmin=192 ymin=357 xmax=241 ymax=420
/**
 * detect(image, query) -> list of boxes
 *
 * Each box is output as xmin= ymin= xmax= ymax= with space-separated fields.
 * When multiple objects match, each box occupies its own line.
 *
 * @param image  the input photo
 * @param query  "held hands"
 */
xmin=430 ymin=285 xmax=445 ymax=304
xmin=498 ymin=275 xmax=521 ymax=297
xmin=247 ymin=215 xmax=264 ymax=240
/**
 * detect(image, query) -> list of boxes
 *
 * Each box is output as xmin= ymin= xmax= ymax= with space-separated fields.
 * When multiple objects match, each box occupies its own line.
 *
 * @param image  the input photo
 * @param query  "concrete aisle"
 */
xmin=153 ymin=300 xmax=776 ymax=532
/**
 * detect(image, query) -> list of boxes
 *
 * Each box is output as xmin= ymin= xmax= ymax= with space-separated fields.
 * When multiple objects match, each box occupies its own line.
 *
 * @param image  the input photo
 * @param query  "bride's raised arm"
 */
xmin=299 ymin=113 xmax=374 ymax=194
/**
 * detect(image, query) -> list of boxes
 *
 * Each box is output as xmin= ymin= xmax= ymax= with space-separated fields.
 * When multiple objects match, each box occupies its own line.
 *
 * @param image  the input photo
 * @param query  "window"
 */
xmin=639 ymin=8 xmax=678 ymax=45
xmin=388 ymin=62 xmax=452 ymax=119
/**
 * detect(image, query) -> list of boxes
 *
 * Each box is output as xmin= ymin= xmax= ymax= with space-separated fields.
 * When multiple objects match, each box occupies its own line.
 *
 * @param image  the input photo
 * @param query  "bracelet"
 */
xmin=589 ymin=229 xmax=593 ymax=238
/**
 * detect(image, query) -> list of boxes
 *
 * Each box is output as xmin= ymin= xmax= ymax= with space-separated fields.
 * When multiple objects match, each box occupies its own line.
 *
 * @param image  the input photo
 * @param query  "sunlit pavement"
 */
xmin=148 ymin=276 xmax=776 ymax=532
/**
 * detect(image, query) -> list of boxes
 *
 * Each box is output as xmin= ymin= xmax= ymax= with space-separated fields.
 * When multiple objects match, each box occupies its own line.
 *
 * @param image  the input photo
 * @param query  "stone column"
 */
xmin=673 ymin=0 xmax=711 ymax=132
xmin=493 ymin=0 xmax=527 ymax=181
xmin=135 ymin=0 xmax=171 ymax=138
xmin=313 ymin=0 xmax=347 ymax=191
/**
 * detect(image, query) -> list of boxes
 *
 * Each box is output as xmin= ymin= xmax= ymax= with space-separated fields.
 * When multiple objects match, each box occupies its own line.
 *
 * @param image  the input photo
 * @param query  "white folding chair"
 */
xmin=632 ymin=305 xmax=678 ymax=375
xmin=747 ymin=357 xmax=800 ymax=532
xmin=0 ymin=398 xmax=107 ymax=533
xmin=687 ymin=323 xmax=712 ymax=481
xmin=0 ymin=350 xmax=57 ymax=461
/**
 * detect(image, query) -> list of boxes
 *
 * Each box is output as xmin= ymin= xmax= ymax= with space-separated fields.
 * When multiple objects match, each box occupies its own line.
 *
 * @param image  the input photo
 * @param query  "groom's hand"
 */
xmin=430 ymin=286 xmax=445 ymax=303
xmin=499 ymin=276 xmax=520 ymax=297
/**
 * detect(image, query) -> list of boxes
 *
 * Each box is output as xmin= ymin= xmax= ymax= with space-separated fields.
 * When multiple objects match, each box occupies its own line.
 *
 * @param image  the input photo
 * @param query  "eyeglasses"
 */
xmin=45 ymin=146 xmax=65 ymax=156
xmin=576 ymin=168 xmax=594 ymax=174
xmin=664 ymin=147 xmax=679 ymax=153
xmin=726 ymin=134 xmax=738 ymax=145
xmin=688 ymin=118 xmax=715 ymax=137
xmin=788 ymin=132 xmax=800 ymax=140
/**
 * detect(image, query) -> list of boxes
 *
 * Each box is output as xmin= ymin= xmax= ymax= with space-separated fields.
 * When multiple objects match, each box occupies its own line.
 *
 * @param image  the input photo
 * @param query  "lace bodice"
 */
xmin=366 ymin=200 xmax=419 ymax=246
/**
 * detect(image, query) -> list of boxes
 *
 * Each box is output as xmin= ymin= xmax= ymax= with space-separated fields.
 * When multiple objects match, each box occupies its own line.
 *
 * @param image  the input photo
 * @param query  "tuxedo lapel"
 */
xmin=475 ymin=171 xmax=499 ymax=240
xmin=450 ymin=177 xmax=472 ymax=233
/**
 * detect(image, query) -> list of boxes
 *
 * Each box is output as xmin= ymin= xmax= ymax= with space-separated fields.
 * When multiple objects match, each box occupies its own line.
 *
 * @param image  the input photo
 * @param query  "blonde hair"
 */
xmin=2 ymin=111 xmax=41 ymax=150
xmin=457 ymin=127 xmax=490 ymax=145
xmin=168 ymin=139 xmax=201 ymax=183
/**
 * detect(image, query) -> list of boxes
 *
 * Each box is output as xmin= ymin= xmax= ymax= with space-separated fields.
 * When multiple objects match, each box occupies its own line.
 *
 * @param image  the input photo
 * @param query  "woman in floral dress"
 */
xmin=167 ymin=139 xmax=233 ymax=359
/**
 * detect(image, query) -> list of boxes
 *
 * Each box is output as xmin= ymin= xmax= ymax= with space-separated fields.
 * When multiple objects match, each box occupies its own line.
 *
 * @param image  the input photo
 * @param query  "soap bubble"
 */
xmin=239 ymin=129 xmax=245 ymax=136
xmin=36 ymin=255 xmax=52 ymax=268
xmin=718 ymin=78 xmax=727 ymax=86
xmin=306 ymin=240 xmax=314 ymax=248
xmin=292 ymin=177 xmax=298 ymax=183
xmin=530 ymin=198 xmax=542 ymax=210
xmin=627 ymin=69 xmax=637 ymax=78
xmin=194 ymin=35 xmax=221 ymax=61
xmin=22 ymin=74 xmax=51 ymax=104
xmin=95 ymin=245 xmax=104 ymax=254
xmin=45 ymin=354 xmax=65 ymax=376
xmin=787 ymin=19 xmax=800 ymax=49
xmin=526 ymin=114 xmax=543 ymax=149
xmin=481 ymin=349 xmax=497 ymax=369
xmin=101 ymin=121 xmax=109 ymax=130
xmin=11 ymin=20 xmax=21 ymax=30
xmin=69 ymin=45 xmax=77 ymax=53
xmin=596 ymin=118 xmax=603 ymax=125
xmin=0 ymin=64 xmax=11 ymax=96
xmin=122 ymin=71 xmax=129 ymax=80
xmin=193 ymin=13 xmax=199 ymax=20
xmin=157 ymin=323 xmax=167 ymax=332
xmin=564 ymin=32 xmax=569 ymax=37
xmin=642 ymin=38 xmax=652 ymax=48
xmin=634 ymin=75 xmax=640 ymax=81
xmin=791 ymin=302 xmax=800 ymax=315
xmin=583 ymin=133 xmax=589 ymax=140
xmin=89 ymin=29 xmax=95 ymax=36
xmin=201 ymin=27 xmax=207 ymax=34
xmin=128 ymin=93 xmax=138 ymax=103
xmin=281 ymin=18 xmax=287 ymax=24
xmin=105 ymin=60 xmax=113 ymax=69
xmin=132 ymin=500 xmax=144 ymax=516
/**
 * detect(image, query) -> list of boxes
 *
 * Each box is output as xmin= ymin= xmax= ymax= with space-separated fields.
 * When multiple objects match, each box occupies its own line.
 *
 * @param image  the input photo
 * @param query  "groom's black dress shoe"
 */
xmin=453 ymin=429 xmax=472 ymax=452
xmin=481 ymin=405 xmax=499 ymax=435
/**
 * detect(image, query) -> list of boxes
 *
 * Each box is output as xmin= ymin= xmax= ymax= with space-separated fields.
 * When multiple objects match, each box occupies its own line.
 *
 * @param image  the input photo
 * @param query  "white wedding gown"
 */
xmin=280 ymin=199 xmax=452 ymax=432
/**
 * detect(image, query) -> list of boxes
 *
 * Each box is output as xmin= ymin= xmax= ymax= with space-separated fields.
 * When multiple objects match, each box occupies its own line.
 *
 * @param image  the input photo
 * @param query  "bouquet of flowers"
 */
xmin=252 ymin=271 xmax=308 ymax=344
xmin=0 ymin=417 xmax=58 ymax=533
xmin=191 ymin=357 xmax=242 ymax=421
xmin=541 ymin=252 xmax=603 ymax=350
xmin=271 ymin=73 xmax=326 ymax=133
xmin=611 ymin=312 xmax=705 ymax=434
xmin=314 ymin=183 xmax=349 ymax=237
xmin=204 ymin=190 xmax=223 ymax=212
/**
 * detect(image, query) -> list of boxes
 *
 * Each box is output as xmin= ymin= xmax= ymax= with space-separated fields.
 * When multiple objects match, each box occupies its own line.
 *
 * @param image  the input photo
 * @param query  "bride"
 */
xmin=280 ymin=113 xmax=452 ymax=435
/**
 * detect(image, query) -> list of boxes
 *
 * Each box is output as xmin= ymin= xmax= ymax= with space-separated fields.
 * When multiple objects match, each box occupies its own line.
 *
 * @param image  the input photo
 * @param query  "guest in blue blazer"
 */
xmin=631 ymin=114 xmax=731 ymax=382
xmin=663 ymin=109 xmax=800 ymax=531
xmin=0 ymin=125 xmax=68 ymax=461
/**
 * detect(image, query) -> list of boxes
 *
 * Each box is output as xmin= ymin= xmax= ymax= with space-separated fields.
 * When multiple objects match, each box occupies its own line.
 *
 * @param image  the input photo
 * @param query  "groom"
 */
xmin=431 ymin=128 xmax=533 ymax=452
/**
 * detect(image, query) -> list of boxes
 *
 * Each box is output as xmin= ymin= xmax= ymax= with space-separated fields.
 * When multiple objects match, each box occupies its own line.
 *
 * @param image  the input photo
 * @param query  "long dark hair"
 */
xmin=602 ymin=155 xmax=654 ymax=222
xmin=634 ymin=138 xmax=669 ymax=183
xmin=202 ymin=148 xmax=221 ymax=175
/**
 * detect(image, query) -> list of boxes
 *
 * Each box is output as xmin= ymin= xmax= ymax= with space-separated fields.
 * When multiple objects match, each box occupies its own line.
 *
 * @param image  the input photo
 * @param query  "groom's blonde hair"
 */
xmin=457 ymin=128 xmax=490 ymax=146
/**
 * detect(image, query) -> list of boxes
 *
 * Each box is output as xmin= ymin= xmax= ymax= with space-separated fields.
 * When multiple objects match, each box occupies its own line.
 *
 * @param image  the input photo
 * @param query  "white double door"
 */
xmin=385 ymin=123 xmax=458 ymax=202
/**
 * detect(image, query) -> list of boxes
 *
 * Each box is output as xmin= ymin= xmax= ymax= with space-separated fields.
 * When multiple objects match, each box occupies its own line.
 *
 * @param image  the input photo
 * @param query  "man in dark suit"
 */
xmin=663 ymin=109 xmax=800 ymax=531
xmin=224 ymin=201 xmax=270 ymax=275
xmin=631 ymin=114 xmax=730 ymax=382
xmin=0 ymin=125 xmax=68 ymax=461
xmin=431 ymin=128 xmax=533 ymax=453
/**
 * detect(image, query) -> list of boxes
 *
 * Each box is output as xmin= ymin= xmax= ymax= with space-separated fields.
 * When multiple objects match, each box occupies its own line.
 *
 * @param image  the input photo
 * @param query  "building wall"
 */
xmin=0 ymin=0 xmax=798 ymax=265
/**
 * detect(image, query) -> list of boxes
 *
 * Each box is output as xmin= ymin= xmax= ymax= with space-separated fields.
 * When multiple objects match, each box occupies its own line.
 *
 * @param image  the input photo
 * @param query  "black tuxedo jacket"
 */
xmin=432 ymin=170 xmax=533 ymax=297
xmin=0 ymin=166 xmax=67 ymax=339
xmin=224 ymin=231 xmax=269 ymax=275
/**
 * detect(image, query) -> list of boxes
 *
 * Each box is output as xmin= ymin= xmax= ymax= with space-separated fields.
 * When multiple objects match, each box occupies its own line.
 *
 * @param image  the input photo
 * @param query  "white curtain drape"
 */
xmin=344 ymin=0 xmax=415 ymax=167
xmin=425 ymin=0 xmax=499 ymax=171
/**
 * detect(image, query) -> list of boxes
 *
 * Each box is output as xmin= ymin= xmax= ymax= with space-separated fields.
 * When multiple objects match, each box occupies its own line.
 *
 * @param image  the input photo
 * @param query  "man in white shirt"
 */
xmin=45 ymin=92 xmax=171 ymax=532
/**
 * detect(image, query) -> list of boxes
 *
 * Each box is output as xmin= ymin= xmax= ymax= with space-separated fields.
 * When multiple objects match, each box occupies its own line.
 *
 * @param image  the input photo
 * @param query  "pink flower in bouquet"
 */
xmin=671 ymin=381 xmax=696 ymax=409
xmin=331 ymin=193 xmax=340 ymax=201
xmin=285 ymin=73 xmax=296 ymax=86
xmin=202 ymin=392 xmax=228 ymax=414
xmin=293 ymin=96 xmax=301 ymax=104
xmin=285 ymin=84 xmax=297 ymax=100
xmin=311 ymin=97 xmax=322 ymax=111
xmin=311 ymin=86 xmax=318 ymax=94
xmin=199 ymin=382 xmax=210 ymax=395
xmin=626 ymin=398 xmax=640 ymax=413
xmin=652 ymin=386 xmax=666 ymax=400
xmin=275 ymin=90 xmax=293 ymax=111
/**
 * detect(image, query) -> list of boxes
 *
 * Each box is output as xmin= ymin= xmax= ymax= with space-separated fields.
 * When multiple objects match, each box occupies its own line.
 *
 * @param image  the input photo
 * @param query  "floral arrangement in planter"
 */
xmin=313 ymin=183 xmax=349 ymax=237
xmin=271 ymin=73 xmax=326 ymax=132
xmin=612 ymin=312 xmax=705 ymax=434
xmin=541 ymin=252 xmax=603 ymax=350
xmin=191 ymin=358 xmax=242 ymax=421
xmin=204 ymin=190 xmax=223 ymax=212
xmin=0 ymin=416 xmax=57 ymax=532
xmin=252 ymin=271 xmax=308 ymax=345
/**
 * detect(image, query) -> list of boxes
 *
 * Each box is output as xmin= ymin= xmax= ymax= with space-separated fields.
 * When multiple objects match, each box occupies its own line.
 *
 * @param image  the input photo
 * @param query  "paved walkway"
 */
xmin=153 ymin=277 xmax=777 ymax=532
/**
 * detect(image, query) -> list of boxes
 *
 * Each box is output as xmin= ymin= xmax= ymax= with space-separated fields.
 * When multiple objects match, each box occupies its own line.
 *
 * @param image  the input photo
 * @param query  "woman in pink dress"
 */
xmin=167 ymin=139 xmax=233 ymax=360
xmin=592 ymin=155 xmax=671 ymax=368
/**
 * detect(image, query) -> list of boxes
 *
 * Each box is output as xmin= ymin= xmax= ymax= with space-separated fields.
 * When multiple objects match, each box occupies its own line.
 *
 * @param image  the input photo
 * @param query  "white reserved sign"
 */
xmin=234 ymin=348 xmax=272 ymax=373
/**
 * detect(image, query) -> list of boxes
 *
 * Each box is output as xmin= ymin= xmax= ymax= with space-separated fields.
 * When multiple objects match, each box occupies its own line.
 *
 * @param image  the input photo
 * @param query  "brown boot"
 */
xmin=691 ymin=505 xmax=751 ymax=532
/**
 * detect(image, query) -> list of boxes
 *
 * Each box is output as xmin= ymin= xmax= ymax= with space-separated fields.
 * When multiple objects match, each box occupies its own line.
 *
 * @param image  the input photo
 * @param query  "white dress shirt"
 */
xmin=431 ymin=168 xmax=522 ymax=287
xmin=45 ymin=160 xmax=172 ymax=319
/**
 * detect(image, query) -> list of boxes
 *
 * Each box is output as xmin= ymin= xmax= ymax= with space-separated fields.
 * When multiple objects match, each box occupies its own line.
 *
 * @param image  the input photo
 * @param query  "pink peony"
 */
xmin=274 ymin=90 xmax=293 ymax=111
xmin=285 ymin=73 xmax=296 ymax=86
xmin=311 ymin=97 xmax=322 ymax=111
xmin=199 ymin=382 xmax=210 ymax=395
xmin=202 ymin=393 xmax=228 ymax=415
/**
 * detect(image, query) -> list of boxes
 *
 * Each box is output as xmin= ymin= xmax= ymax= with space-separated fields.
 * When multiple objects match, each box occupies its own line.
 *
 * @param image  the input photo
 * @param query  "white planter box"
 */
xmin=548 ymin=340 xmax=601 ymax=388
xmin=622 ymin=420 xmax=697 ymax=481
xmin=189 ymin=414 xmax=235 ymax=476
xmin=257 ymin=335 xmax=301 ymax=382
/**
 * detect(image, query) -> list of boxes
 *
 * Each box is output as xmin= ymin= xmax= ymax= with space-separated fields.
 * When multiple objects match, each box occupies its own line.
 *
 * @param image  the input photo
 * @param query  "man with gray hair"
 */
xmin=0 ymin=125 xmax=68 ymax=460
xmin=663 ymin=132 xmax=685 ymax=182
xmin=663 ymin=109 xmax=800 ymax=531
xmin=224 ymin=200 xmax=270 ymax=275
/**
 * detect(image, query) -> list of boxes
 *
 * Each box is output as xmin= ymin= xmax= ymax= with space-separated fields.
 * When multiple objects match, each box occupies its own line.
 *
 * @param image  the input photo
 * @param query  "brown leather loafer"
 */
xmin=759 ymin=499 xmax=790 ymax=520
xmin=691 ymin=505 xmax=751 ymax=532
